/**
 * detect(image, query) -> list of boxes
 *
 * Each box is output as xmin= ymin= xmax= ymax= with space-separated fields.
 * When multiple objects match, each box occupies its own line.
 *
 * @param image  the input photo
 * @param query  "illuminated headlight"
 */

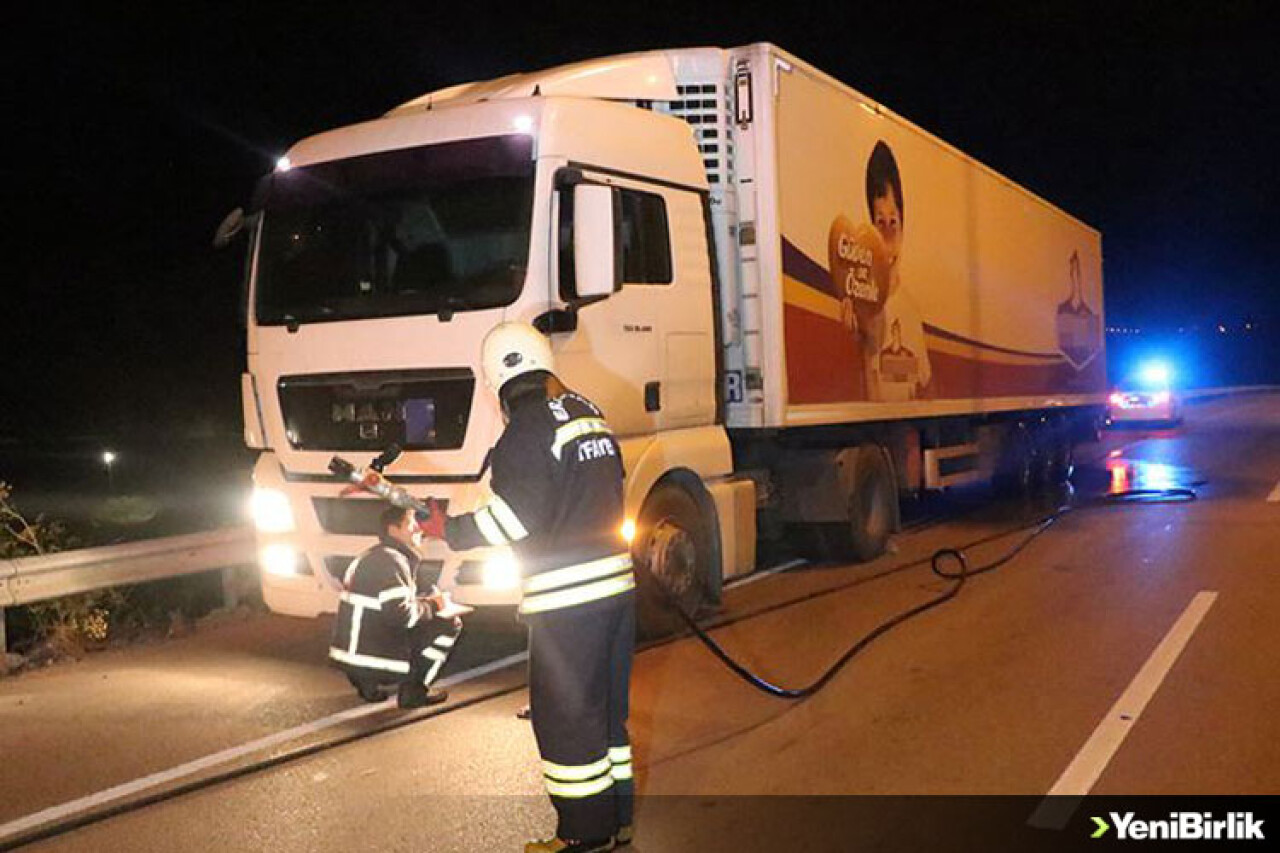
xmin=261 ymin=544 xmax=301 ymax=577
xmin=482 ymin=553 xmax=521 ymax=590
xmin=620 ymin=518 xmax=637 ymax=545
xmin=250 ymin=488 xmax=295 ymax=533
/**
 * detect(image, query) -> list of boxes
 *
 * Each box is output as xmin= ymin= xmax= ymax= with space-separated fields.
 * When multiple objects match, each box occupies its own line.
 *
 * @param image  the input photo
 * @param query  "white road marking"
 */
xmin=0 ymin=558 xmax=814 ymax=842
xmin=0 ymin=650 xmax=528 ymax=844
xmin=1267 ymin=479 xmax=1280 ymax=503
xmin=724 ymin=559 xmax=807 ymax=590
xmin=1028 ymin=591 xmax=1217 ymax=829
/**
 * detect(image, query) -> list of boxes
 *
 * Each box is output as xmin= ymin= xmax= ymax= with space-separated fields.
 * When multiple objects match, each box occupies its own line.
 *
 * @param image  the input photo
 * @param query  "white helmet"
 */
xmin=481 ymin=322 xmax=555 ymax=394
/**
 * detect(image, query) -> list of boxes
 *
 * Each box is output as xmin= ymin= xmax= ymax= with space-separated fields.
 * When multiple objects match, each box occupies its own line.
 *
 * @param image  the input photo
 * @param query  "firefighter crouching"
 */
xmin=329 ymin=505 xmax=462 ymax=709
xmin=417 ymin=322 xmax=635 ymax=852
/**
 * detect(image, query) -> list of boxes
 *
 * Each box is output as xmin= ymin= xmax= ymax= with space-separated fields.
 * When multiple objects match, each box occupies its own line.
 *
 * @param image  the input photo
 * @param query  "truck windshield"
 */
xmin=255 ymin=134 xmax=535 ymax=325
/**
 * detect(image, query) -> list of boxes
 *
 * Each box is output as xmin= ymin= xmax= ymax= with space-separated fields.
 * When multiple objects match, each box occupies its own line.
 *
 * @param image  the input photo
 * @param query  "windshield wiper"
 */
xmin=437 ymin=295 xmax=464 ymax=323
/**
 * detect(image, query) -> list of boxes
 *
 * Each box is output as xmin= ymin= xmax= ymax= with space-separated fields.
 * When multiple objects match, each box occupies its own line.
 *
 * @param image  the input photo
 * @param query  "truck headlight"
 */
xmin=482 ymin=553 xmax=521 ymax=590
xmin=250 ymin=488 xmax=295 ymax=533
xmin=261 ymin=544 xmax=302 ymax=577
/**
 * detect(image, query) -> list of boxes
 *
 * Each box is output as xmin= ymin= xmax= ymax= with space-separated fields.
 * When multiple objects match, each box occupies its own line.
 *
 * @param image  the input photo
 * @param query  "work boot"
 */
xmin=349 ymin=676 xmax=392 ymax=703
xmin=613 ymin=824 xmax=633 ymax=847
xmin=524 ymin=837 xmax=615 ymax=853
xmin=397 ymin=683 xmax=448 ymax=709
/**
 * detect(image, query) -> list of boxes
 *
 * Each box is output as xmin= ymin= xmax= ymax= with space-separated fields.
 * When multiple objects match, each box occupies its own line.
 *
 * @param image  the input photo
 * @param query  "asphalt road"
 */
xmin=1 ymin=392 xmax=1277 ymax=851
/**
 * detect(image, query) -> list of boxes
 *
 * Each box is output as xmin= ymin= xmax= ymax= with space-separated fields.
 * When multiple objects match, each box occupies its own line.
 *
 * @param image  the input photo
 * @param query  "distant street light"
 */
xmin=102 ymin=450 xmax=117 ymax=492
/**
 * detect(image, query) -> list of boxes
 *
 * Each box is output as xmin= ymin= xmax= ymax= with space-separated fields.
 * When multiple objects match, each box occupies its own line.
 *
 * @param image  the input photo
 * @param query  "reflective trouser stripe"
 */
xmin=609 ymin=745 xmax=633 ymax=780
xmin=434 ymin=633 xmax=457 ymax=648
xmin=420 ymin=648 xmax=447 ymax=686
xmin=519 ymin=574 xmax=635 ymax=615
xmin=551 ymin=418 xmax=613 ymax=460
xmin=542 ymin=756 xmax=615 ymax=799
xmin=523 ymin=554 xmax=633 ymax=594
xmin=487 ymin=495 xmax=529 ymax=541
xmin=544 ymin=774 xmax=614 ymax=799
xmin=543 ymin=756 xmax=612 ymax=781
xmin=328 ymin=647 xmax=410 ymax=673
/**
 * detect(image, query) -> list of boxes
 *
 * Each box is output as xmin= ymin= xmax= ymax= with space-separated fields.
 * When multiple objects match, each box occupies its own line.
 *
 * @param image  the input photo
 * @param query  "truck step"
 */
xmin=923 ymin=443 xmax=983 ymax=489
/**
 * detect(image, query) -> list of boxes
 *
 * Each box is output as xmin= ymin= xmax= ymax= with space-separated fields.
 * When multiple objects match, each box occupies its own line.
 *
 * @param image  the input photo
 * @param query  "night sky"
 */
xmin=9 ymin=2 xmax=1277 ymax=438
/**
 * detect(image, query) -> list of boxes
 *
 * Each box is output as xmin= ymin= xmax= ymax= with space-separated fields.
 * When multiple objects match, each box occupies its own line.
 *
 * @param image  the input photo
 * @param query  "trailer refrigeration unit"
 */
xmin=233 ymin=44 xmax=1106 ymax=621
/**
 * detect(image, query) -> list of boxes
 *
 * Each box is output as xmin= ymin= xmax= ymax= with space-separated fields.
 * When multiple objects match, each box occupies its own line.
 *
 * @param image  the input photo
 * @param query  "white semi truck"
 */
xmin=231 ymin=44 xmax=1106 ymax=621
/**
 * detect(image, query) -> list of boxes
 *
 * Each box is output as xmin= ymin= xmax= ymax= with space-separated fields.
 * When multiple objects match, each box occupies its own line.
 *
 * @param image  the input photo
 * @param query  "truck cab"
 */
xmin=241 ymin=49 xmax=753 ymax=617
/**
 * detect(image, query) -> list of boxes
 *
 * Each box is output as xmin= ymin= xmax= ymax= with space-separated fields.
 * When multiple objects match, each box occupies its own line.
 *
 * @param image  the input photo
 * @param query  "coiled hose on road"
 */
xmin=647 ymin=487 xmax=1198 ymax=701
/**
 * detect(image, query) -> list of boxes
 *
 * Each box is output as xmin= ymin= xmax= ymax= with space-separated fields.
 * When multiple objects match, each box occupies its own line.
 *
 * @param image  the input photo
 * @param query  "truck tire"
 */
xmin=633 ymin=481 xmax=716 ymax=638
xmin=786 ymin=445 xmax=895 ymax=564
xmin=845 ymin=444 xmax=896 ymax=562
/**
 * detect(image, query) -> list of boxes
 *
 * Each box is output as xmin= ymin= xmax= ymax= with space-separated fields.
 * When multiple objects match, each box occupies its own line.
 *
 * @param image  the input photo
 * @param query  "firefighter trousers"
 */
xmin=528 ymin=592 xmax=634 ymax=841
xmin=346 ymin=618 xmax=461 ymax=696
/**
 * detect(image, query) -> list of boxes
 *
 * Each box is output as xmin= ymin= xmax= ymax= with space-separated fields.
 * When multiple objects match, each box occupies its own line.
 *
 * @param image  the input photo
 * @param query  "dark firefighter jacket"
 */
xmin=444 ymin=387 xmax=631 ymax=615
xmin=328 ymin=534 xmax=437 ymax=675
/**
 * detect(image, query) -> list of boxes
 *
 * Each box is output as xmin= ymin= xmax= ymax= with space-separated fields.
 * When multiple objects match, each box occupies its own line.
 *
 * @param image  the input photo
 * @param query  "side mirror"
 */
xmin=572 ymin=185 xmax=621 ymax=299
xmin=213 ymin=207 xmax=246 ymax=248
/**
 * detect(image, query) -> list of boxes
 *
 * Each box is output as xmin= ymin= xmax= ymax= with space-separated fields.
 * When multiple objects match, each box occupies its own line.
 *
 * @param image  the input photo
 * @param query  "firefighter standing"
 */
xmin=329 ymin=505 xmax=461 ymax=709
xmin=417 ymin=322 xmax=635 ymax=852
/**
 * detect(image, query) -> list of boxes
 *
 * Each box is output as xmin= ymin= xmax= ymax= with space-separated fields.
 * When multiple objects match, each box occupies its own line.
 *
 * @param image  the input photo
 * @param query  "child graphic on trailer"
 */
xmin=878 ymin=319 xmax=919 ymax=387
xmin=864 ymin=141 xmax=931 ymax=401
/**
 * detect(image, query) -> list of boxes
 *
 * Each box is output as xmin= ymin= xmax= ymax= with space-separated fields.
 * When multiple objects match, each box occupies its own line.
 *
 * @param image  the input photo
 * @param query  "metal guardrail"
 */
xmin=0 ymin=525 xmax=256 ymax=608
xmin=1 ymin=525 xmax=256 ymax=661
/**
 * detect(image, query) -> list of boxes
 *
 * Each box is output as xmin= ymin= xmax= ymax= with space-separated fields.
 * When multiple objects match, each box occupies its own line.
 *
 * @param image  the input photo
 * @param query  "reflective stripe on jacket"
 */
xmin=328 ymin=538 xmax=430 ymax=674
xmin=445 ymin=385 xmax=629 ymax=610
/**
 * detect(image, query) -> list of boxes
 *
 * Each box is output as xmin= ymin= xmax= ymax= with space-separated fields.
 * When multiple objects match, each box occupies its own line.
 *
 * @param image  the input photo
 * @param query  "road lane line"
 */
xmin=724 ymin=559 xmax=807 ymax=590
xmin=0 ymin=650 xmax=528 ymax=844
xmin=1267 ymin=479 xmax=1280 ymax=502
xmin=1028 ymin=591 xmax=1217 ymax=830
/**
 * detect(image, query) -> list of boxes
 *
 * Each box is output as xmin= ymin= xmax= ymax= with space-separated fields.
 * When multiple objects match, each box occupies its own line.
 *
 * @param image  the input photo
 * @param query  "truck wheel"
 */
xmin=784 ymin=445 xmax=895 ymax=564
xmin=633 ymin=481 xmax=716 ymax=638
xmin=846 ymin=444 xmax=895 ymax=562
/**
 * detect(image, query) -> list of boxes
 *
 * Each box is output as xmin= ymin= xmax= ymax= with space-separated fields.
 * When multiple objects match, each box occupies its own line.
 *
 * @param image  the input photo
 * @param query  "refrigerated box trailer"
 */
xmin=230 ymin=44 xmax=1106 ymax=620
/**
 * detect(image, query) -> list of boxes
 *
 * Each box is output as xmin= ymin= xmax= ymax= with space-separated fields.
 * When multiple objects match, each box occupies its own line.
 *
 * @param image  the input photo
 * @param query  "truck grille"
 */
xmin=323 ymin=555 xmax=443 ymax=588
xmin=313 ymin=498 xmax=388 ymax=536
xmin=278 ymin=368 xmax=474 ymax=452
xmin=313 ymin=496 xmax=450 ymax=536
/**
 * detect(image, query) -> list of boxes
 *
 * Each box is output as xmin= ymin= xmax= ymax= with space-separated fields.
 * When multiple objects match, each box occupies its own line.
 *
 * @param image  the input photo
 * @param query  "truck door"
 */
xmin=551 ymin=172 xmax=717 ymax=435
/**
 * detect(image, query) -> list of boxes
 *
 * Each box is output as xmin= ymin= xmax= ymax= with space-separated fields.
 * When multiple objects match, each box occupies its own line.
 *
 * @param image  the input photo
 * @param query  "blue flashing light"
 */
xmin=1138 ymin=360 xmax=1172 ymax=388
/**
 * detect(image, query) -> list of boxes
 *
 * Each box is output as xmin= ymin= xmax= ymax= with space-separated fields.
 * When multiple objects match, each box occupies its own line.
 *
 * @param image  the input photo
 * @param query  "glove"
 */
xmin=414 ymin=498 xmax=447 ymax=541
